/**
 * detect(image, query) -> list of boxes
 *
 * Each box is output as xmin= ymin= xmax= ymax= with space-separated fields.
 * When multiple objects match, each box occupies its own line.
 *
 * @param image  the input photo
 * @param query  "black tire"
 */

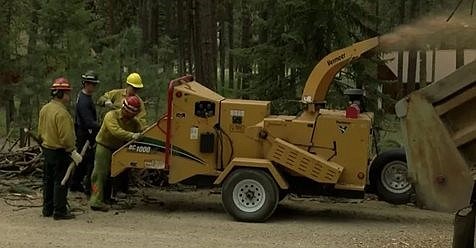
xmin=221 ymin=168 xmax=279 ymax=222
xmin=369 ymin=148 xmax=413 ymax=205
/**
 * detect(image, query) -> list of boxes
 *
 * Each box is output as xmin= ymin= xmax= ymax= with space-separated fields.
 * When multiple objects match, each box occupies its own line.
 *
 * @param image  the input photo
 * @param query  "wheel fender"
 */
xmin=214 ymin=157 xmax=289 ymax=190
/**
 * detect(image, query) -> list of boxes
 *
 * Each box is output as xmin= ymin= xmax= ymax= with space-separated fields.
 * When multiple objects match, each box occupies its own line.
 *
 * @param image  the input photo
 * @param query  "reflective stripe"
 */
xmin=123 ymin=100 xmax=139 ymax=113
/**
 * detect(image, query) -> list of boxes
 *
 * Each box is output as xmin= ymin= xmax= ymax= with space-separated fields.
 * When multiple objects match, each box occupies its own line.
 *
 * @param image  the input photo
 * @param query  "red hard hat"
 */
xmin=51 ymin=77 xmax=72 ymax=91
xmin=123 ymin=95 xmax=141 ymax=113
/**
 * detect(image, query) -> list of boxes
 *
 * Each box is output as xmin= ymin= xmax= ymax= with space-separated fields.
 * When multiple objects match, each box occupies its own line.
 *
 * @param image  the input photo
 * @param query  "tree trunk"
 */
xmin=209 ymin=0 xmax=218 ymax=90
xmin=397 ymin=0 xmax=406 ymax=97
xmin=19 ymin=97 xmax=31 ymax=147
xmin=240 ymin=0 xmax=252 ymax=99
xmin=375 ymin=0 xmax=380 ymax=34
xmin=140 ymin=0 xmax=149 ymax=52
xmin=191 ymin=0 xmax=203 ymax=83
xmin=409 ymin=0 xmax=419 ymax=20
xmin=227 ymin=0 xmax=235 ymax=97
xmin=218 ymin=0 xmax=226 ymax=94
xmin=106 ymin=0 xmax=115 ymax=35
xmin=399 ymin=0 xmax=407 ymax=23
xmin=150 ymin=0 xmax=160 ymax=63
xmin=177 ymin=0 xmax=186 ymax=74
xmin=192 ymin=0 xmax=216 ymax=90
xmin=4 ymin=5 xmax=14 ymax=132
xmin=164 ymin=0 xmax=175 ymax=73
xmin=6 ymin=93 xmax=14 ymax=133
xmin=186 ymin=0 xmax=194 ymax=74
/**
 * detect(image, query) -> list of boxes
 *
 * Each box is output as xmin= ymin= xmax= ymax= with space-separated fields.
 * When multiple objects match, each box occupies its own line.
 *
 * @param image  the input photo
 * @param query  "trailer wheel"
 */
xmin=370 ymin=149 xmax=413 ymax=205
xmin=222 ymin=168 xmax=279 ymax=222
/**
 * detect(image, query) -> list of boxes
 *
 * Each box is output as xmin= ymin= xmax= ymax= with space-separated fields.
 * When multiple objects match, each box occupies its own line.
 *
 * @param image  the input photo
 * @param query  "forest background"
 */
xmin=0 ymin=0 xmax=472 ymax=149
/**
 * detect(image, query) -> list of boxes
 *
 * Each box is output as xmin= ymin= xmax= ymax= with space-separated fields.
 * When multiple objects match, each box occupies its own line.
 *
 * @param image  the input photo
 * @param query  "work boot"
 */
xmin=42 ymin=212 xmax=53 ymax=217
xmin=84 ymin=189 xmax=91 ymax=197
xmin=115 ymin=192 xmax=127 ymax=199
xmin=126 ymin=187 xmax=138 ymax=194
xmin=70 ymin=184 xmax=85 ymax=193
xmin=90 ymin=204 xmax=109 ymax=212
xmin=53 ymin=212 xmax=75 ymax=220
xmin=42 ymin=209 xmax=53 ymax=217
xmin=104 ymin=197 xmax=118 ymax=205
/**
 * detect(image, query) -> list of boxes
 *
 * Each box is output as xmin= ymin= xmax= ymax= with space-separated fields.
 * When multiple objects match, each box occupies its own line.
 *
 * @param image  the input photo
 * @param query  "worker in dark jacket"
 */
xmin=70 ymin=71 xmax=100 ymax=195
xmin=38 ymin=77 xmax=82 ymax=220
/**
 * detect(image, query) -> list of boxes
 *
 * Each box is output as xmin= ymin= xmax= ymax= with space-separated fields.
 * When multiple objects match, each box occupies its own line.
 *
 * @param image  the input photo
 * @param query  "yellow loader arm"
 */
xmin=301 ymin=37 xmax=379 ymax=104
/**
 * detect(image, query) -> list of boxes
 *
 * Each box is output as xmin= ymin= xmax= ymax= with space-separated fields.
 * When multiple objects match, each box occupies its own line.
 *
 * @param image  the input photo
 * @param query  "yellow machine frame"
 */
xmin=109 ymin=37 xmax=399 ymax=222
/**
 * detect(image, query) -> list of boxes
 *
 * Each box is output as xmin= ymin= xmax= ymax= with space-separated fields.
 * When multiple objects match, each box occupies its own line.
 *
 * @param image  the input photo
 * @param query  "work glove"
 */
xmin=70 ymin=150 xmax=83 ymax=166
xmin=132 ymin=133 xmax=142 ymax=140
xmin=105 ymin=100 xmax=114 ymax=108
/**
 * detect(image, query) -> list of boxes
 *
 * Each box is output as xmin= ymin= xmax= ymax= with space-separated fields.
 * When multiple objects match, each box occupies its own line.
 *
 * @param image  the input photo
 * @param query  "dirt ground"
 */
xmin=0 ymin=188 xmax=453 ymax=248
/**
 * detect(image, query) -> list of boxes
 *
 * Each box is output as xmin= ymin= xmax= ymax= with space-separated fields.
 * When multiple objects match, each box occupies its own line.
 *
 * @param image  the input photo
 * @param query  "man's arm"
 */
xmin=77 ymin=94 xmax=100 ymax=131
xmin=103 ymin=112 xmax=135 ymax=141
xmin=37 ymin=108 xmax=45 ymax=142
xmin=133 ymin=118 xmax=144 ymax=133
xmin=97 ymin=90 xmax=114 ymax=107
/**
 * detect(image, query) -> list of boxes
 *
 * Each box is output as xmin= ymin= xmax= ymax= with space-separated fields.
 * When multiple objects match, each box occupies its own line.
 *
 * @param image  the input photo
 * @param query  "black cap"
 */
xmin=81 ymin=70 xmax=100 ymax=84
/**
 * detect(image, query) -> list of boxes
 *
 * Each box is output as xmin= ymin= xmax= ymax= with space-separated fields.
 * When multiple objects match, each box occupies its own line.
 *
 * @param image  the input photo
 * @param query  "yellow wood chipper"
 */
xmin=110 ymin=37 xmax=414 ymax=222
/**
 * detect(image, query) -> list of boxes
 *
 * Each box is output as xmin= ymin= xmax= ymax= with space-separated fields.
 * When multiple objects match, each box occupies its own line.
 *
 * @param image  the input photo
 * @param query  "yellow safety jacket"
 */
xmin=38 ymin=100 xmax=76 ymax=152
xmin=95 ymin=109 xmax=142 ymax=151
xmin=98 ymin=89 xmax=147 ymax=128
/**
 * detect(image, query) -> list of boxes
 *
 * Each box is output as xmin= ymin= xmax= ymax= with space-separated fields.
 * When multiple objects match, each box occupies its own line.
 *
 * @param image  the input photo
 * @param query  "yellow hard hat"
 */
xmin=126 ymin=72 xmax=143 ymax=88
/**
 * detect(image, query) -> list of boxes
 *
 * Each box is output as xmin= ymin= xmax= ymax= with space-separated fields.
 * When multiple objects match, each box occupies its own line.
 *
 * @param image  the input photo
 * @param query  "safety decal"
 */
xmin=190 ymin=126 xmax=199 ymax=140
xmin=338 ymin=125 xmax=348 ymax=134
xmin=336 ymin=121 xmax=350 ymax=135
xmin=129 ymin=137 xmax=206 ymax=165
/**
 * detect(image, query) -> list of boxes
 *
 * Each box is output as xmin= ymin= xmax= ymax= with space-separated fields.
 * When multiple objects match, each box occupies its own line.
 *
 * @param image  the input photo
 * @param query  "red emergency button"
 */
xmin=346 ymin=104 xmax=360 ymax=118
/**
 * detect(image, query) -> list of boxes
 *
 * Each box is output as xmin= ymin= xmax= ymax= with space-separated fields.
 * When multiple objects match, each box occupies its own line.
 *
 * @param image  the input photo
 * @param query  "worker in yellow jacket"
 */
xmin=97 ymin=72 xmax=147 ymax=196
xmin=90 ymin=95 xmax=142 ymax=211
xmin=38 ymin=77 xmax=82 ymax=220
xmin=98 ymin=72 xmax=147 ymax=128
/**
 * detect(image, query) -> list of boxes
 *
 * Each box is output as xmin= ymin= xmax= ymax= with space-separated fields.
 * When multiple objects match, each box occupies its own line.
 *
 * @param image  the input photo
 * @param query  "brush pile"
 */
xmin=0 ymin=145 xmax=43 ymax=179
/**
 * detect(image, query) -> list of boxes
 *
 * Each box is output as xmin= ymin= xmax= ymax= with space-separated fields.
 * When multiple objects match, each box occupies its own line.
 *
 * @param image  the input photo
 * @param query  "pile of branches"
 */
xmin=131 ymin=169 xmax=168 ymax=188
xmin=0 ymin=145 xmax=43 ymax=179
xmin=0 ymin=143 xmax=43 ymax=211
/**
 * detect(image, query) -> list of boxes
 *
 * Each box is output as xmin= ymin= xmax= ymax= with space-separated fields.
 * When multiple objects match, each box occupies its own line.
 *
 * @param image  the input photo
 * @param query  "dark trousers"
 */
xmin=42 ymin=148 xmax=70 ymax=216
xmin=70 ymin=146 xmax=95 ymax=194
xmin=83 ymin=148 xmax=95 ymax=195
xmin=71 ymin=133 xmax=95 ymax=195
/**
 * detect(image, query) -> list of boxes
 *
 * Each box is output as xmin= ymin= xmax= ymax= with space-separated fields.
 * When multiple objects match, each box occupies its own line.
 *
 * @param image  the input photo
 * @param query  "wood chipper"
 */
xmin=395 ymin=60 xmax=476 ymax=247
xmin=110 ymin=37 xmax=413 ymax=222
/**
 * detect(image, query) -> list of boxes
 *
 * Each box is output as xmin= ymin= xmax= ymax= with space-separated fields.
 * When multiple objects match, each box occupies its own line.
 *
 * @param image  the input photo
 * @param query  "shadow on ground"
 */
xmin=110 ymin=190 xmax=451 ymax=225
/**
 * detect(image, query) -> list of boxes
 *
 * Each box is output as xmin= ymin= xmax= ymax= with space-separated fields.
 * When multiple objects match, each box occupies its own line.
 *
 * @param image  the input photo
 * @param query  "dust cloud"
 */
xmin=380 ymin=13 xmax=476 ymax=51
